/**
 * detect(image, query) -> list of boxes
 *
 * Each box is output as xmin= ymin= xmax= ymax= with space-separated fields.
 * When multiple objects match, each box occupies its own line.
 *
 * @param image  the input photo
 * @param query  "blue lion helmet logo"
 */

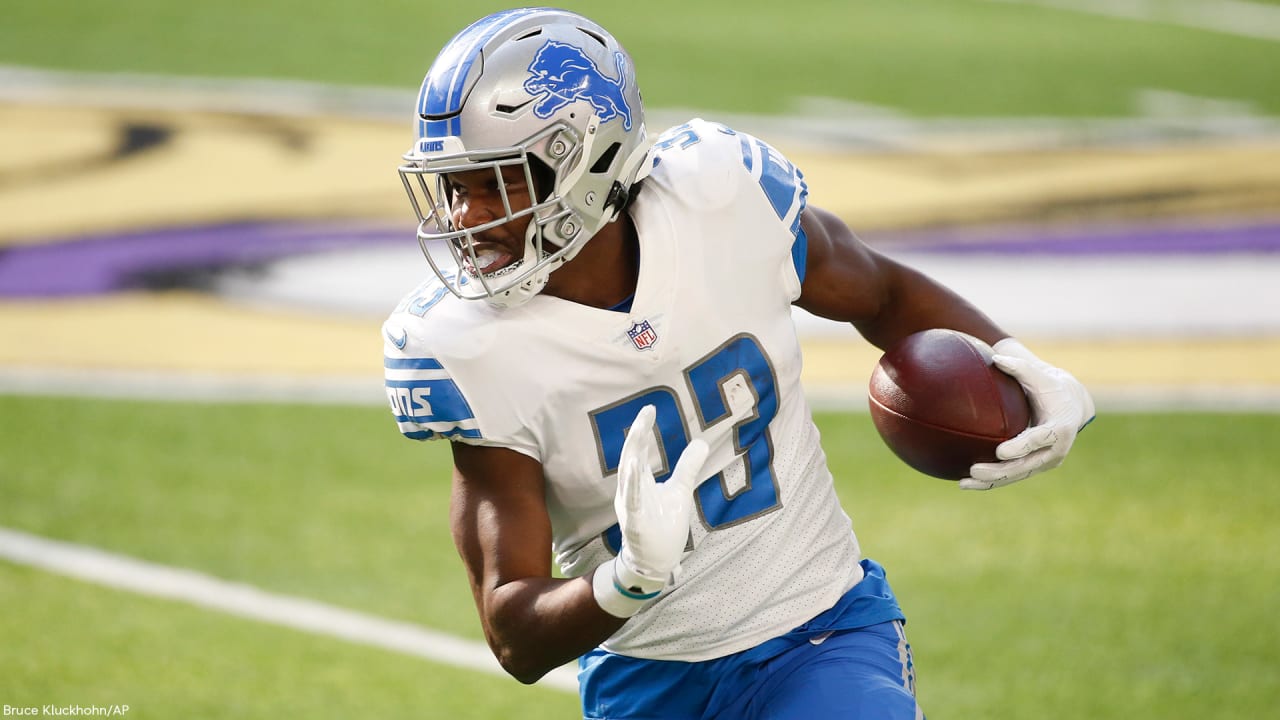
xmin=523 ymin=41 xmax=633 ymax=130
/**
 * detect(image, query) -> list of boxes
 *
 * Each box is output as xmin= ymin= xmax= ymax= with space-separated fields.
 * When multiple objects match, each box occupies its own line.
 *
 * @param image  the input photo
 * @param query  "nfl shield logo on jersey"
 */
xmin=627 ymin=320 xmax=658 ymax=351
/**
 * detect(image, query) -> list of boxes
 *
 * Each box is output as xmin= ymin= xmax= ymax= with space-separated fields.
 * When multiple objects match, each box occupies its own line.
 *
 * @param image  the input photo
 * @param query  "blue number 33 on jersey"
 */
xmin=590 ymin=333 xmax=782 ymax=552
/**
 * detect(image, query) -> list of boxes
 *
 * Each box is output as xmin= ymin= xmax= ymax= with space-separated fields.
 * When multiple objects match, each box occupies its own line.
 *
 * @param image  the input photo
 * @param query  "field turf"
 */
xmin=1 ymin=395 xmax=1277 ymax=717
xmin=2 ymin=0 xmax=1278 ymax=117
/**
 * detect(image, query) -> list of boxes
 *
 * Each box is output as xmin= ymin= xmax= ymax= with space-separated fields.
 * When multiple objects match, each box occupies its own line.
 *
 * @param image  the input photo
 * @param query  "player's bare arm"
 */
xmin=795 ymin=204 xmax=1008 ymax=350
xmin=795 ymin=204 xmax=1093 ymax=487
xmin=449 ymin=442 xmax=625 ymax=683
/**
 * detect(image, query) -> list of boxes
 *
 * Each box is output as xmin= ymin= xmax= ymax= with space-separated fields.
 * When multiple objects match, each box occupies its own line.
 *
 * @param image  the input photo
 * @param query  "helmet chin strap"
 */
xmin=481 ymin=220 xmax=557 ymax=309
xmin=556 ymin=114 xmax=601 ymax=203
xmin=556 ymin=119 xmax=653 ymax=266
xmin=621 ymin=129 xmax=657 ymax=185
xmin=600 ymin=127 xmax=654 ymax=220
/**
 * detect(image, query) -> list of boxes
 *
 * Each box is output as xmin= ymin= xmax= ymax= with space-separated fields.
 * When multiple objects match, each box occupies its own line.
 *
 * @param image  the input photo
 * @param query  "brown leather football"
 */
xmin=868 ymin=329 xmax=1030 ymax=480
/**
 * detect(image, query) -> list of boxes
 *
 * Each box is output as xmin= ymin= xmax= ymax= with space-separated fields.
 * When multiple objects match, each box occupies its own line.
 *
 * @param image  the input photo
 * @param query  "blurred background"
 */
xmin=2 ymin=1 xmax=1278 ymax=718
xmin=2 ymin=0 xmax=1277 ymax=405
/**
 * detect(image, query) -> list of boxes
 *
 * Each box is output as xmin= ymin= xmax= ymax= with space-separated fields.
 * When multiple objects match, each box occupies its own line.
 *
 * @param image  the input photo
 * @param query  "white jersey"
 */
xmin=383 ymin=119 xmax=864 ymax=662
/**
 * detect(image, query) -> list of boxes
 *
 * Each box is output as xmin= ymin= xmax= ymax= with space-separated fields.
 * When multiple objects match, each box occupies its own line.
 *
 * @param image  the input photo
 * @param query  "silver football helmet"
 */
xmin=399 ymin=8 xmax=651 ymax=308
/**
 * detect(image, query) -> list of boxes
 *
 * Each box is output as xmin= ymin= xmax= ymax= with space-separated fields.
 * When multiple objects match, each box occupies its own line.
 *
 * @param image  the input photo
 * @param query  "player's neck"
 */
xmin=543 ymin=213 xmax=639 ymax=310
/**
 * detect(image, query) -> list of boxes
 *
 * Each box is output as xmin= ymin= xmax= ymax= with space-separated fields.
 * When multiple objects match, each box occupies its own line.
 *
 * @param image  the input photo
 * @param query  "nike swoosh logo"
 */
xmin=494 ymin=97 xmax=536 ymax=115
xmin=384 ymin=326 xmax=408 ymax=350
xmin=809 ymin=631 xmax=835 ymax=646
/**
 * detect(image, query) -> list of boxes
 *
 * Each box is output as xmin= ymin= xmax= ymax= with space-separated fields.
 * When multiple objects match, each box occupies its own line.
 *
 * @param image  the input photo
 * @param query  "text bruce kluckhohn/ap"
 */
xmin=3 ymin=706 xmax=129 ymax=717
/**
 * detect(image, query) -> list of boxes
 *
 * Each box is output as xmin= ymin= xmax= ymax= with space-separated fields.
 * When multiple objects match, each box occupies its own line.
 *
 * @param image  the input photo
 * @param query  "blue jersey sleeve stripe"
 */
xmin=385 ymin=378 xmax=464 ymax=389
xmin=755 ymin=139 xmax=805 ymax=222
xmin=401 ymin=427 xmax=483 ymax=441
xmin=791 ymin=224 xmax=809 ymax=285
xmin=384 ymin=357 xmax=444 ymax=370
xmin=790 ymin=172 xmax=810 ymax=283
xmin=789 ymin=169 xmax=809 ymax=232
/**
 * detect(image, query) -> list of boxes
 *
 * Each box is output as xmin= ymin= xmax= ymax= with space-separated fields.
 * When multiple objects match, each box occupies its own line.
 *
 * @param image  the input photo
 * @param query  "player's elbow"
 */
xmin=506 ymin=662 xmax=550 ymax=686
xmin=491 ymin=643 xmax=553 ymax=685
xmin=484 ymin=609 xmax=557 ymax=685
xmin=482 ymin=581 xmax=581 ymax=685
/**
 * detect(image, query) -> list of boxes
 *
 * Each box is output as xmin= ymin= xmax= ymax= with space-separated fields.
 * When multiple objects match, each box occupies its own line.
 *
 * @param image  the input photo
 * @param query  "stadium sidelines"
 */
xmin=0 ymin=526 xmax=581 ymax=694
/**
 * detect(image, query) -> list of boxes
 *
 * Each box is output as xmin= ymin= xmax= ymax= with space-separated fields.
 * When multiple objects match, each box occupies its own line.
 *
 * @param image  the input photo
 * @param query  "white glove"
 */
xmin=961 ymin=339 xmax=1095 ymax=491
xmin=592 ymin=404 xmax=709 ymax=618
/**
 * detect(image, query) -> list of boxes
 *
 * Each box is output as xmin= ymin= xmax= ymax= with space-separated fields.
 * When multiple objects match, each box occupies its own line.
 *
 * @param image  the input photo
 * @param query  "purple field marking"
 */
xmin=1 ymin=217 xmax=1277 ymax=298
xmin=0 ymin=221 xmax=408 ymax=297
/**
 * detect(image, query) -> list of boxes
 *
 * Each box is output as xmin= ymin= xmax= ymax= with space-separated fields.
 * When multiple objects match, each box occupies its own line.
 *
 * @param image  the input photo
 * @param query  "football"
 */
xmin=868 ymin=329 xmax=1031 ymax=480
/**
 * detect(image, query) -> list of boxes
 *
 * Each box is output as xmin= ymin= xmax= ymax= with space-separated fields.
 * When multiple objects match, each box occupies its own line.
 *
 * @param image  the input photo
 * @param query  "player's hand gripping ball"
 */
xmin=868 ymin=329 xmax=1030 ymax=480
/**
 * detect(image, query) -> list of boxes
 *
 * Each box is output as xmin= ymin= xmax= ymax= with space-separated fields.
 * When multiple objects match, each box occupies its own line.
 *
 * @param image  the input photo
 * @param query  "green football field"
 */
xmin=3 ymin=1 xmax=1279 ymax=717
xmin=2 ymin=396 xmax=1278 ymax=717
xmin=3 ymin=0 xmax=1279 ymax=117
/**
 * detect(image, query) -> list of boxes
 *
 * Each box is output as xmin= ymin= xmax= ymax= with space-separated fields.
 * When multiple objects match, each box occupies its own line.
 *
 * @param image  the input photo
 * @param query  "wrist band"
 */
xmin=592 ymin=558 xmax=660 ymax=618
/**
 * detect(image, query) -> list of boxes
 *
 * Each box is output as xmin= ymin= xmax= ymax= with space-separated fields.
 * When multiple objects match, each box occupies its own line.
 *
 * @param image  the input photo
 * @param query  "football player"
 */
xmin=383 ymin=8 xmax=1094 ymax=719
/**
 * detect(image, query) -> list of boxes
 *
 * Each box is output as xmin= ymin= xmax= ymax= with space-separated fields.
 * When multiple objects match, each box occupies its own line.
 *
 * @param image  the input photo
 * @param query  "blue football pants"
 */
xmin=580 ymin=620 xmax=924 ymax=719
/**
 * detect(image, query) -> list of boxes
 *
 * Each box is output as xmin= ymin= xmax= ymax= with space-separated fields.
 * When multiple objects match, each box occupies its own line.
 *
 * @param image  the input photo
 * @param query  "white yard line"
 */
xmin=985 ymin=0 xmax=1280 ymax=42
xmin=0 ymin=527 xmax=579 ymax=694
